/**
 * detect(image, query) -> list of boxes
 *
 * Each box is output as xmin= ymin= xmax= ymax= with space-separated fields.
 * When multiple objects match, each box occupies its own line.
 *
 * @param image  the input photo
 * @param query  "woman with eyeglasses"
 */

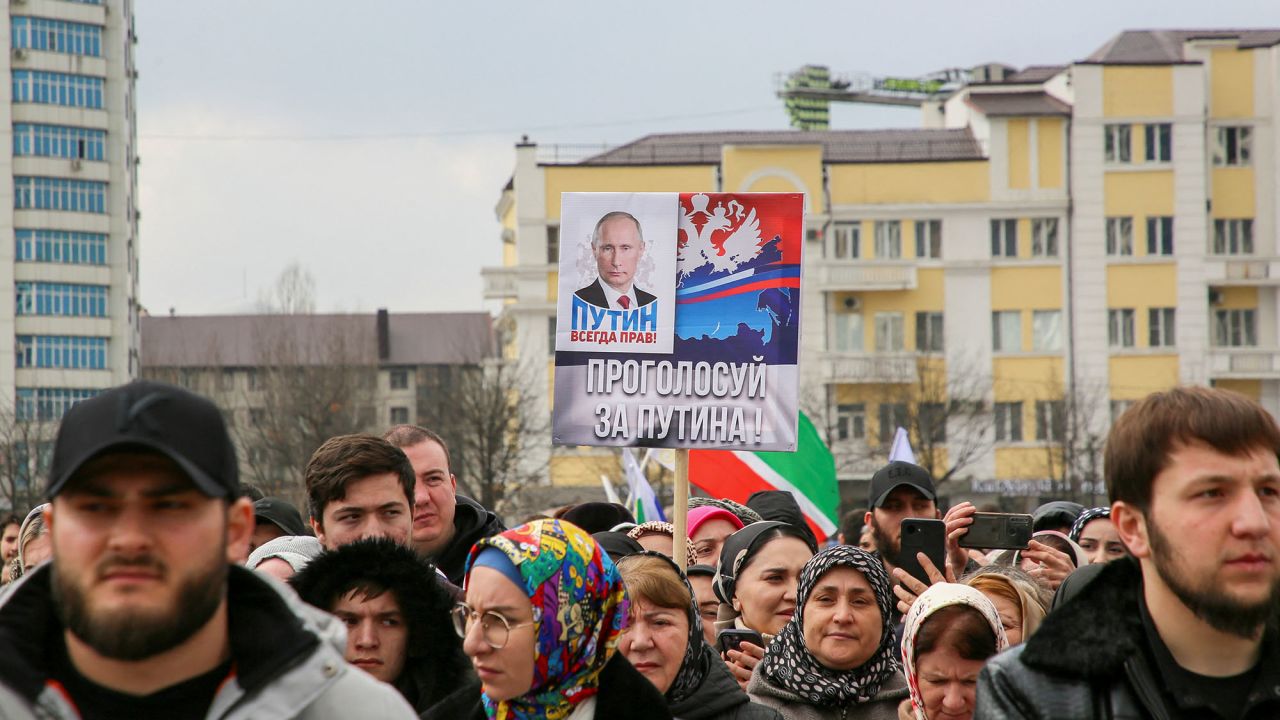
xmin=427 ymin=519 xmax=672 ymax=720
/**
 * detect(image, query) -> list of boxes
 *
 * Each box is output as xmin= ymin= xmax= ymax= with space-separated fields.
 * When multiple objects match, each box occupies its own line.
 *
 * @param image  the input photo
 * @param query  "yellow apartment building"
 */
xmin=483 ymin=29 xmax=1280 ymax=509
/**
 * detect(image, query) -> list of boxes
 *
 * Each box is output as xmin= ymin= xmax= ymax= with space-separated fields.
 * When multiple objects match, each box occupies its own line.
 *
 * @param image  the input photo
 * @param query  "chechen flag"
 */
xmin=689 ymin=413 xmax=839 ymax=542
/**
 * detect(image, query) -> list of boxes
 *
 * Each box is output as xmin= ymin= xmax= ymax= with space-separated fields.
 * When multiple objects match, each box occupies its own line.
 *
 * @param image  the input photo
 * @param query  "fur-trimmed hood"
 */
xmin=1019 ymin=557 xmax=1147 ymax=677
xmin=290 ymin=537 xmax=473 ymax=712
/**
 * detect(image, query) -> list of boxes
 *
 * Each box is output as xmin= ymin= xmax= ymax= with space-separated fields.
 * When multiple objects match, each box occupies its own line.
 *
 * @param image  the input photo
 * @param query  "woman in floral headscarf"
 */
xmin=430 ymin=519 xmax=672 ymax=720
xmin=897 ymin=583 xmax=1007 ymax=720
xmin=747 ymin=546 xmax=909 ymax=720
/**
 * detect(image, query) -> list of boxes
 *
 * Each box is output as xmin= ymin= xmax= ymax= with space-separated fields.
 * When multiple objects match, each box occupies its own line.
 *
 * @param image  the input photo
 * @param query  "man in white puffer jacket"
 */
xmin=0 ymin=380 xmax=414 ymax=719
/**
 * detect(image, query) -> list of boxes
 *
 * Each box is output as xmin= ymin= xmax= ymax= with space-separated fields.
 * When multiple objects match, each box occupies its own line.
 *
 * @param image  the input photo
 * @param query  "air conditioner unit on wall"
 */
xmin=11 ymin=48 xmax=27 ymax=61
xmin=842 ymin=296 xmax=861 ymax=312
xmin=71 ymin=158 xmax=83 ymax=171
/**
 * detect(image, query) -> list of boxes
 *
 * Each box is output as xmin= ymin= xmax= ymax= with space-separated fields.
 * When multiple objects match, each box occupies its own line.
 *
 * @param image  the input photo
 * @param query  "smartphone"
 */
xmin=718 ymin=628 xmax=764 ymax=654
xmin=959 ymin=512 xmax=1033 ymax=550
xmin=898 ymin=518 xmax=947 ymax=586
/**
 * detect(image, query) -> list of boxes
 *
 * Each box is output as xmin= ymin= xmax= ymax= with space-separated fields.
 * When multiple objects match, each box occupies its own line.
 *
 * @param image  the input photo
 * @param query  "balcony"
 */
xmin=812 ymin=261 xmax=917 ymax=292
xmin=815 ymin=351 xmax=918 ymax=384
xmin=480 ymin=264 xmax=555 ymax=301
xmin=1204 ymin=257 xmax=1280 ymax=286
xmin=1208 ymin=347 xmax=1280 ymax=379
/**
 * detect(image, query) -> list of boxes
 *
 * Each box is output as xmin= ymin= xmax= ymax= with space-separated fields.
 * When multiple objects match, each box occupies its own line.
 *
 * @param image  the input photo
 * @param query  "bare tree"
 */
xmin=807 ymin=354 xmax=991 ymax=487
xmin=229 ymin=265 xmax=379 ymax=500
xmin=0 ymin=402 xmax=53 ymax=514
xmin=1042 ymin=372 xmax=1109 ymax=505
xmin=420 ymin=353 xmax=548 ymax=517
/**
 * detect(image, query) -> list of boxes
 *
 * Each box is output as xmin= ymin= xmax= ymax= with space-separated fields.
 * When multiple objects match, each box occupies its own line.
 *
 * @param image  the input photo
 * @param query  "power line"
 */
xmin=138 ymin=104 xmax=782 ymax=142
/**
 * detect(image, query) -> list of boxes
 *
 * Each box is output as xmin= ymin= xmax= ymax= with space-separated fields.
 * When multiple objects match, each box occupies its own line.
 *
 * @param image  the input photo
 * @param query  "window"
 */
xmin=992 ymin=311 xmax=1021 ymax=352
xmin=546 ymin=226 xmax=559 ymax=264
xmin=1106 ymin=217 xmax=1133 ymax=256
xmin=250 ymin=408 xmax=266 ymax=426
xmin=220 ymin=369 xmax=235 ymax=392
xmin=914 ymin=220 xmax=941 ymax=259
xmin=1146 ymin=217 xmax=1174 ymax=256
xmin=1031 ymin=218 xmax=1058 ymax=258
xmin=1032 ymin=310 xmax=1063 ymax=351
xmin=918 ymin=402 xmax=946 ymax=443
xmin=389 ymin=369 xmax=409 ymax=390
xmin=390 ymin=407 xmax=410 ymax=425
xmin=1110 ymin=400 xmax=1133 ymax=423
xmin=14 ymin=335 xmax=107 ymax=369
xmin=994 ymin=402 xmax=1023 ymax=442
xmin=832 ymin=222 xmax=860 ymax=259
xmin=1144 ymin=123 xmax=1172 ymax=162
xmin=1213 ymin=309 xmax=1257 ymax=347
xmin=990 ymin=219 xmax=1017 ymax=258
xmin=548 ymin=316 xmax=556 ymax=356
xmin=246 ymin=368 xmax=260 ymax=391
xmin=15 ymin=282 xmax=107 ymax=317
xmin=15 ymin=229 xmax=107 ymax=264
xmin=13 ymin=177 xmax=107 ymax=213
xmin=874 ymin=221 xmax=901 ymax=259
xmin=1108 ymin=309 xmax=1135 ymax=348
xmin=11 ymin=71 xmax=104 ymax=109
xmin=1213 ymin=126 xmax=1252 ymax=166
xmin=11 ymin=17 xmax=103 ymax=57
xmin=1212 ymin=219 xmax=1254 ymax=255
xmin=835 ymin=403 xmax=865 ymax=441
xmin=878 ymin=403 xmax=908 ymax=443
xmin=915 ymin=312 xmax=944 ymax=353
xmin=13 ymin=124 xmax=106 ymax=161
xmin=1105 ymin=124 xmax=1131 ymax=163
xmin=1149 ymin=307 xmax=1176 ymax=348
xmin=874 ymin=313 xmax=904 ymax=352
xmin=15 ymin=387 xmax=97 ymax=421
xmin=832 ymin=312 xmax=864 ymax=352
xmin=1035 ymin=400 xmax=1066 ymax=442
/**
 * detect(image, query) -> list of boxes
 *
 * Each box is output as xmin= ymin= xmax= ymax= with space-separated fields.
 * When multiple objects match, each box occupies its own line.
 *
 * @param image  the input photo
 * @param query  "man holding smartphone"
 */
xmin=863 ymin=461 xmax=940 ymax=579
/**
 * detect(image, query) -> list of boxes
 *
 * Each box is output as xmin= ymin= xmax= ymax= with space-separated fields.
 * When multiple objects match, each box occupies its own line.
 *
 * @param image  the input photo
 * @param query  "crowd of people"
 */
xmin=0 ymin=379 xmax=1275 ymax=719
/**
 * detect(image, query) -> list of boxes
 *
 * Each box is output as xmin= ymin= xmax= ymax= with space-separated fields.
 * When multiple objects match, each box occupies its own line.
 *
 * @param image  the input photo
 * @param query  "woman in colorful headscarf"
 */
xmin=714 ymin=521 xmax=818 ymax=688
xmin=627 ymin=521 xmax=699 ymax=567
xmin=897 ymin=584 xmax=1007 ymax=720
xmin=1068 ymin=507 xmax=1127 ymax=564
xmin=617 ymin=552 xmax=781 ymax=720
xmin=748 ymin=546 xmax=909 ymax=720
xmin=435 ymin=519 xmax=672 ymax=720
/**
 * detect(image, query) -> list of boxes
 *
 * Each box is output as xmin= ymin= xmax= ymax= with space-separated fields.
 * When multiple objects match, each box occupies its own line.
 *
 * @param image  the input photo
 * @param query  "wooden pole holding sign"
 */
xmin=674 ymin=449 xmax=689 ymax=571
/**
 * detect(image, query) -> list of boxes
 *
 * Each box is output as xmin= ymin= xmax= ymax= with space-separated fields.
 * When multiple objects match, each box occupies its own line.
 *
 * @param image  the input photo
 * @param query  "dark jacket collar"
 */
xmin=1021 ymin=557 xmax=1148 ymax=677
xmin=438 ymin=495 xmax=505 ymax=584
xmin=0 ymin=564 xmax=319 ymax=703
xmin=668 ymin=650 xmax=751 ymax=718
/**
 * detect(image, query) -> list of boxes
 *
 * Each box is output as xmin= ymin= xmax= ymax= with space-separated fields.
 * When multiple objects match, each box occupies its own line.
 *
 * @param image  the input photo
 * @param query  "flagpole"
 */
xmin=674 ymin=449 xmax=689 ymax=571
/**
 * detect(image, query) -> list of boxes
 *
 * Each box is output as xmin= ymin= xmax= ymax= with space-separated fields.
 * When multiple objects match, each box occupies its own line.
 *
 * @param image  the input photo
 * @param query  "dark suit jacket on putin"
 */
xmin=574 ymin=278 xmax=657 ymax=310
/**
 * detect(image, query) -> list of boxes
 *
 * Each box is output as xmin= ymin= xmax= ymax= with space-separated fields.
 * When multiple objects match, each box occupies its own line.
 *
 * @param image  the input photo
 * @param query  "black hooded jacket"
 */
xmin=669 ymin=652 xmax=781 ymax=720
xmin=975 ymin=557 xmax=1280 ymax=720
xmin=290 ymin=538 xmax=476 ymax=716
xmin=436 ymin=495 xmax=506 ymax=585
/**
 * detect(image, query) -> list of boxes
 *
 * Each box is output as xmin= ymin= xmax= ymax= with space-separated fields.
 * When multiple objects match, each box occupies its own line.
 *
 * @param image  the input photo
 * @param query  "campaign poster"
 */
xmin=553 ymin=192 xmax=804 ymax=451
xmin=555 ymin=193 xmax=678 ymax=354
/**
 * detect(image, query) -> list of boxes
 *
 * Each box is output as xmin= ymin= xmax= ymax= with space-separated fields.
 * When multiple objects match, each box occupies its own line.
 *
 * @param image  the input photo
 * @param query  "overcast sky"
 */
xmin=137 ymin=1 xmax=1280 ymax=317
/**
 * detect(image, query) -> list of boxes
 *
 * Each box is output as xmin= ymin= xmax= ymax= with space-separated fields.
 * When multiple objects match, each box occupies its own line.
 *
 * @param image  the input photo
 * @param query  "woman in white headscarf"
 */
xmin=898 ymin=583 xmax=1007 ymax=720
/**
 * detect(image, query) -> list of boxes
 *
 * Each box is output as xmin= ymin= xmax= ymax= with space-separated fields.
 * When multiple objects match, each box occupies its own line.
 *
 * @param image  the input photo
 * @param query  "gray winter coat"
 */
xmin=747 ymin=666 xmax=909 ymax=720
xmin=0 ymin=564 xmax=416 ymax=719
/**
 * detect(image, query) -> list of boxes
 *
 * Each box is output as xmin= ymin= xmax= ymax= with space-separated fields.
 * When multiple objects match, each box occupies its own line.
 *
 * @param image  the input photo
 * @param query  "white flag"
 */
xmin=622 ymin=448 xmax=665 ymax=523
xmin=889 ymin=427 xmax=916 ymax=464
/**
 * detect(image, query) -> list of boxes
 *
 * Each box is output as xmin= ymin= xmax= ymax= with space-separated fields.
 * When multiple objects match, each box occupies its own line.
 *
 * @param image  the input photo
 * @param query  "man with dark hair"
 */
xmin=382 ymin=425 xmax=504 ymax=584
xmin=0 ymin=380 xmax=414 ymax=717
xmin=837 ymin=507 xmax=867 ymax=546
xmin=574 ymin=211 xmax=656 ymax=310
xmin=249 ymin=496 xmax=310 ymax=553
xmin=977 ymin=386 xmax=1280 ymax=719
xmin=291 ymin=537 xmax=475 ymax=715
xmin=305 ymin=433 xmax=414 ymax=550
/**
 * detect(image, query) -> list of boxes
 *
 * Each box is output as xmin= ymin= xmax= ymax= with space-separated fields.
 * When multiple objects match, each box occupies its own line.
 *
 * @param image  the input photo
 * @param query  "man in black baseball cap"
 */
xmin=251 ymin=497 xmax=310 ymax=553
xmin=863 ymin=460 xmax=939 ymax=578
xmin=0 ymin=380 xmax=414 ymax=717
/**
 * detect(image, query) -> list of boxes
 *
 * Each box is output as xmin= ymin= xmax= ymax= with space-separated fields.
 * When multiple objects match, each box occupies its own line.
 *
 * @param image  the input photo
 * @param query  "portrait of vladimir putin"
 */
xmin=575 ymin=211 xmax=656 ymax=310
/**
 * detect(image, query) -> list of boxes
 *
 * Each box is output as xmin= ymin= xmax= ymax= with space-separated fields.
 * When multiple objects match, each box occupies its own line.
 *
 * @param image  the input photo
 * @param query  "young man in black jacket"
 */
xmin=383 ymin=425 xmax=505 ymax=585
xmin=976 ymin=387 xmax=1280 ymax=719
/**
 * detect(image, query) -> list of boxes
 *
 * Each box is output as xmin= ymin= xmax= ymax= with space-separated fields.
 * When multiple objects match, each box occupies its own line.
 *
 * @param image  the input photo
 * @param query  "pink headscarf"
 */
xmin=900 ymin=583 xmax=1008 ymax=720
xmin=687 ymin=505 xmax=744 ymax=537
